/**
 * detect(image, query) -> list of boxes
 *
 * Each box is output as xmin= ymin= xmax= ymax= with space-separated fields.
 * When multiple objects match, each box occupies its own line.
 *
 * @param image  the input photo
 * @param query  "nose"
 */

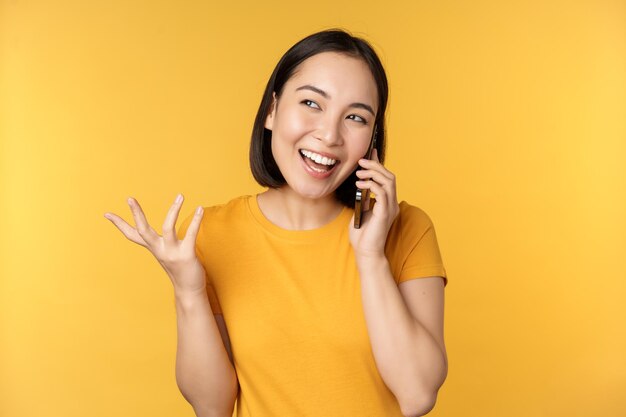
xmin=315 ymin=115 xmax=344 ymax=146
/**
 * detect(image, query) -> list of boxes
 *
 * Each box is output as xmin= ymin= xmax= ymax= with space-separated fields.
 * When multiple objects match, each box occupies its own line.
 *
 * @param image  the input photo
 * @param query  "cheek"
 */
xmin=277 ymin=108 xmax=310 ymax=139
xmin=271 ymin=112 xmax=306 ymax=159
xmin=349 ymin=136 xmax=373 ymax=163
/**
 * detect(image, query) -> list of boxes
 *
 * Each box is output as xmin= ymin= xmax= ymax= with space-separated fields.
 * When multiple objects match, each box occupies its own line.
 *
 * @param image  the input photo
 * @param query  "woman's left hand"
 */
xmin=349 ymin=148 xmax=400 ymax=260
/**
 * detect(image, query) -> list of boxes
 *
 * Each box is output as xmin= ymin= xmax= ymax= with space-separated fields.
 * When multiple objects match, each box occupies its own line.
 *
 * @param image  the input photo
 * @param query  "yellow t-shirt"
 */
xmin=176 ymin=194 xmax=447 ymax=416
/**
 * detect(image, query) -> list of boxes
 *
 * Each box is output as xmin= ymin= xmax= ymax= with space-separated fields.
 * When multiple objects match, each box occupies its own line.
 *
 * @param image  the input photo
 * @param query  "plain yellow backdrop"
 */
xmin=1 ymin=0 xmax=625 ymax=416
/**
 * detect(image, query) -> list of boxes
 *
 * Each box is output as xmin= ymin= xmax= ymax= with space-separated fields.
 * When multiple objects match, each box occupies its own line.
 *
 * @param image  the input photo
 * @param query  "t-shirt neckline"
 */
xmin=246 ymin=193 xmax=352 ymax=241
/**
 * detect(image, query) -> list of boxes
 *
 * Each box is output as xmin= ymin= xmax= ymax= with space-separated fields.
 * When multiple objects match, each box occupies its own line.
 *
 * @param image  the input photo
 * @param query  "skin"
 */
xmin=261 ymin=52 xmax=447 ymax=415
xmin=104 ymin=50 xmax=445 ymax=415
xmin=261 ymin=50 xmax=400 ymax=259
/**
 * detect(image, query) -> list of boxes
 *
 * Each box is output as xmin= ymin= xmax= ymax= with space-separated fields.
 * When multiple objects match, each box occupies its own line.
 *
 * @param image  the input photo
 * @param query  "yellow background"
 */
xmin=1 ymin=0 xmax=625 ymax=416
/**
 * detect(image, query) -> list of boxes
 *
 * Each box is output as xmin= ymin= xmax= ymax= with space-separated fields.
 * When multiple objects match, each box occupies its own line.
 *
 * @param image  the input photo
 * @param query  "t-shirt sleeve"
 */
xmin=175 ymin=210 xmax=223 ymax=315
xmin=397 ymin=206 xmax=448 ymax=287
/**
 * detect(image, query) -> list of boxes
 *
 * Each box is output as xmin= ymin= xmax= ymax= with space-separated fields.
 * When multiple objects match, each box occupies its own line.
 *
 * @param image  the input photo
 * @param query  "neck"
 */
xmin=256 ymin=186 xmax=345 ymax=230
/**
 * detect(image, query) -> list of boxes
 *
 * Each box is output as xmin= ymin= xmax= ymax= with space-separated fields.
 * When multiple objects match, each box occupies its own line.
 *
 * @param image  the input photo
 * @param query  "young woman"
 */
xmin=105 ymin=28 xmax=448 ymax=417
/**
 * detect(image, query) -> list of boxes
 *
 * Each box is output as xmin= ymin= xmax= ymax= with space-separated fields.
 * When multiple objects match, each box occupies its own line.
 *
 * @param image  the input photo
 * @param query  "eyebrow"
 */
xmin=295 ymin=84 xmax=376 ymax=117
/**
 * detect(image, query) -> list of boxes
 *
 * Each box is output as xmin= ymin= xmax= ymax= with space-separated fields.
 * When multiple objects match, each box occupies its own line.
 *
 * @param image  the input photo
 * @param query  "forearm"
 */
xmin=175 ymin=289 xmax=238 ymax=417
xmin=356 ymin=256 xmax=447 ymax=413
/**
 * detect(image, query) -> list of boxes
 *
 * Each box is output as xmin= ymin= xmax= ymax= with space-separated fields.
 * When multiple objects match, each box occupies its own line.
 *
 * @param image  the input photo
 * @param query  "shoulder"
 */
xmin=384 ymin=201 xmax=439 ymax=253
xmin=397 ymin=201 xmax=431 ymax=221
xmin=201 ymin=194 xmax=250 ymax=218
xmin=393 ymin=201 xmax=436 ymax=239
xmin=195 ymin=195 xmax=254 ymax=236
xmin=384 ymin=201 xmax=444 ymax=282
xmin=178 ymin=194 xmax=250 ymax=237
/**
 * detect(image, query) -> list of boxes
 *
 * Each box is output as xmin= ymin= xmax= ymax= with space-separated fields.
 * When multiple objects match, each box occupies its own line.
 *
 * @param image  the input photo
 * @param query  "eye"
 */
xmin=301 ymin=99 xmax=320 ymax=109
xmin=348 ymin=114 xmax=368 ymax=125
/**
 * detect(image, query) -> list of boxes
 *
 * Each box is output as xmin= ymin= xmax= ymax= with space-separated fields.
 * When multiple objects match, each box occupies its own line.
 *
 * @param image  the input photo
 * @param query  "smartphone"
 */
xmin=354 ymin=124 xmax=378 ymax=229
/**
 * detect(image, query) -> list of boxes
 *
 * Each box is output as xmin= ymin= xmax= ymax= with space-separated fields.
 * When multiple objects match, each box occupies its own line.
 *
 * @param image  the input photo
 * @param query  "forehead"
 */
xmin=285 ymin=52 xmax=378 ymax=106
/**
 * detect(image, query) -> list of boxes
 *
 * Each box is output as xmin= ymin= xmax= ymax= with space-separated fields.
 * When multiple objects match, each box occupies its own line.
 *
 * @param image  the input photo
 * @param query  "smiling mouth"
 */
xmin=298 ymin=149 xmax=340 ymax=172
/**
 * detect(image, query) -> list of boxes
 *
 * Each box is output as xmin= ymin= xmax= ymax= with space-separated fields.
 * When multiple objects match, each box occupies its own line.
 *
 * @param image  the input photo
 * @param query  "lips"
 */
xmin=298 ymin=151 xmax=340 ymax=179
xmin=298 ymin=148 xmax=339 ymax=165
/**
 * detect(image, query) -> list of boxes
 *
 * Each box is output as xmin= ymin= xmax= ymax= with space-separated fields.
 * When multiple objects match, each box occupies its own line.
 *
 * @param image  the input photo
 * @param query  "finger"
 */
xmin=127 ymin=197 xmax=161 ymax=248
xmin=358 ymin=158 xmax=394 ymax=181
xmin=372 ymin=147 xmax=379 ymax=161
xmin=355 ymin=169 xmax=393 ymax=189
xmin=104 ymin=212 xmax=149 ymax=247
xmin=363 ymin=169 xmax=397 ymax=201
xmin=355 ymin=180 xmax=388 ymax=213
xmin=180 ymin=206 xmax=204 ymax=252
xmin=162 ymin=193 xmax=184 ymax=244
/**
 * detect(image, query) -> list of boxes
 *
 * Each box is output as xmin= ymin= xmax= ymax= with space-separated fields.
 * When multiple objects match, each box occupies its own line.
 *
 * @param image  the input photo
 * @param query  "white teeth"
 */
xmin=300 ymin=149 xmax=337 ymax=166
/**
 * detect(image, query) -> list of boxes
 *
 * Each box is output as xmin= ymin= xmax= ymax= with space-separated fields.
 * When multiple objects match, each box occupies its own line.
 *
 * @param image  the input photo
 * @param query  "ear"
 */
xmin=264 ymin=92 xmax=277 ymax=131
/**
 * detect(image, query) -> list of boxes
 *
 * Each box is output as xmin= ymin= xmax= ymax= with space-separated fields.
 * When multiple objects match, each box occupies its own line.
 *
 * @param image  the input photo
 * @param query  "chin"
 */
xmin=291 ymin=182 xmax=336 ymax=201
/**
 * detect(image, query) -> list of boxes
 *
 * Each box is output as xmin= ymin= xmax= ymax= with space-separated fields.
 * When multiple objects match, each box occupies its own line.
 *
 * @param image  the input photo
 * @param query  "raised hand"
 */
xmin=350 ymin=148 xmax=400 ymax=260
xmin=104 ymin=194 xmax=207 ymax=296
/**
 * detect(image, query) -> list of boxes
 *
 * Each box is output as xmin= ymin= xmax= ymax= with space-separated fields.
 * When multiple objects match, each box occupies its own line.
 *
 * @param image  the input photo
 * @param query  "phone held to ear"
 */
xmin=354 ymin=124 xmax=378 ymax=229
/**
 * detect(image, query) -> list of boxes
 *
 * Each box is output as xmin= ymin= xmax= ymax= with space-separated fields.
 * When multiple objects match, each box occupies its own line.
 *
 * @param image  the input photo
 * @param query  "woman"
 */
xmin=104 ymin=28 xmax=448 ymax=417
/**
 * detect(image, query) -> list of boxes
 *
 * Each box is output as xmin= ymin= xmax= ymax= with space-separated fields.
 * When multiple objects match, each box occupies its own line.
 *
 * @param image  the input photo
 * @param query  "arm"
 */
xmin=175 ymin=289 xmax=238 ymax=417
xmin=105 ymin=196 xmax=236 ymax=415
xmin=350 ymin=150 xmax=447 ymax=415
xmin=356 ymin=256 xmax=447 ymax=417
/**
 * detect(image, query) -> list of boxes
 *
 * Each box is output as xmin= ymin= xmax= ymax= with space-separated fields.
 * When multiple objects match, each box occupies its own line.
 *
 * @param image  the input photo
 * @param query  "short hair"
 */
xmin=249 ymin=28 xmax=389 ymax=208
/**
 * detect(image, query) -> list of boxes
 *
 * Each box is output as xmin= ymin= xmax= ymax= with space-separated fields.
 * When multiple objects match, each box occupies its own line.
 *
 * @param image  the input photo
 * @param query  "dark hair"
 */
xmin=249 ymin=28 xmax=389 ymax=208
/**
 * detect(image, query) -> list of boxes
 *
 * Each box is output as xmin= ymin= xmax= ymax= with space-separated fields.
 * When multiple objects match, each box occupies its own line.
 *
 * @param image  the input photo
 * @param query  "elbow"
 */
xmin=402 ymin=356 xmax=448 ymax=416
xmin=179 ymin=374 xmax=239 ymax=417
xmin=192 ymin=403 xmax=235 ymax=417
xmin=400 ymin=391 xmax=437 ymax=417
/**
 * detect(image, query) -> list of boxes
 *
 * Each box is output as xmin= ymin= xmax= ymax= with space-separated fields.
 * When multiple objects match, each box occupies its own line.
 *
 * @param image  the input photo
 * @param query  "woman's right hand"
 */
xmin=104 ymin=194 xmax=207 ymax=296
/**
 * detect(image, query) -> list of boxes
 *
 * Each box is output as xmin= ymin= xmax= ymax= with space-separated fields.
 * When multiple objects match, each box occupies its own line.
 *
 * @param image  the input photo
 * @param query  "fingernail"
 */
xmin=104 ymin=213 xmax=111 ymax=220
xmin=127 ymin=197 xmax=133 ymax=205
xmin=196 ymin=206 xmax=203 ymax=215
xmin=175 ymin=193 xmax=183 ymax=204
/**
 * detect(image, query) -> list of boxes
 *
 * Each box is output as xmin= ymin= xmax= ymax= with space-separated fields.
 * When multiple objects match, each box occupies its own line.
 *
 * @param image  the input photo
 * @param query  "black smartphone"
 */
xmin=354 ymin=124 xmax=378 ymax=229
